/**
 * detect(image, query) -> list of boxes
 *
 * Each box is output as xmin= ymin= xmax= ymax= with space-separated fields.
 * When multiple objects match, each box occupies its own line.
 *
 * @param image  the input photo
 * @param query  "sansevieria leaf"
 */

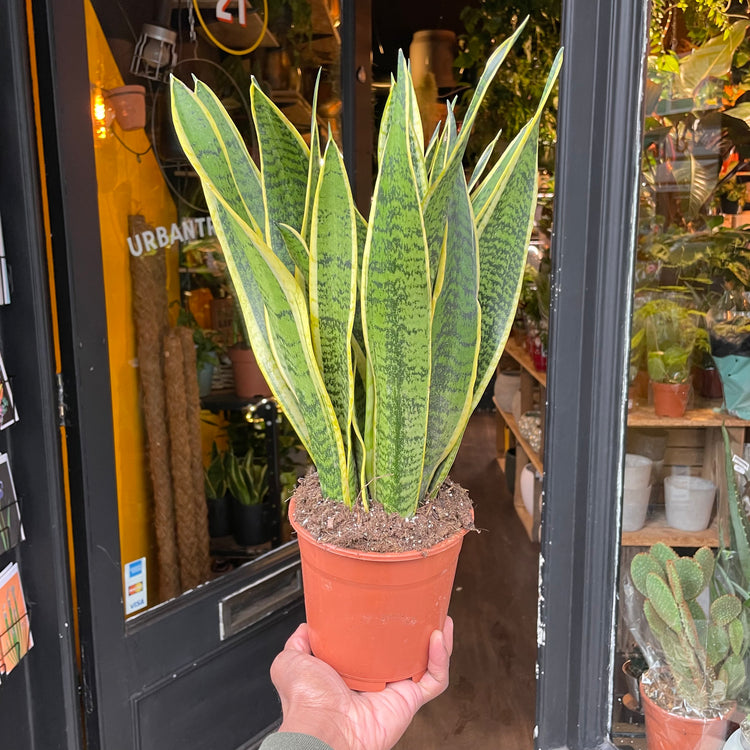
xmin=171 ymin=78 xmax=264 ymax=235
xmin=362 ymin=73 xmax=432 ymax=517
xmin=309 ymin=137 xmax=358 ymax=495
xmin=203 ymin=184 xmax=351 ymax=506
xmin=170 ymin=23 xmax=561 ymax=518
xmin=250 ymin=79 xmax=310 ymax=272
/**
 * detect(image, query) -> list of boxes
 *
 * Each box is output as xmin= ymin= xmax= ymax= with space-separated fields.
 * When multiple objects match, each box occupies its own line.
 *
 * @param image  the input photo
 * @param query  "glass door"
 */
xmin=612 ymin=6 xmax=750 ymax=748
xmin=31 ymin=1 xmax=365 ymax=748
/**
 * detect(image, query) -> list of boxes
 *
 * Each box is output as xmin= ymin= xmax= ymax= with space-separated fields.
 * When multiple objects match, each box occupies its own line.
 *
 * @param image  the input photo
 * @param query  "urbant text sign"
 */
xmin=127 ymin=216 xmax=215 ymax=257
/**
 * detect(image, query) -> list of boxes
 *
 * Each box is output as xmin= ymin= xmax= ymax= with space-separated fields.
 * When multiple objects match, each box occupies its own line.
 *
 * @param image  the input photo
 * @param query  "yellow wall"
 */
xmin=84 ymin=0 xmax=180 ymax=612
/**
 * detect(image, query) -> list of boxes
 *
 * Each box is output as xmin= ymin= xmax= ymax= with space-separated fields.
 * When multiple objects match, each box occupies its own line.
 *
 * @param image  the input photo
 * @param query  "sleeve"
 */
xmin=258 ymin=731 xmax=334 ymax=750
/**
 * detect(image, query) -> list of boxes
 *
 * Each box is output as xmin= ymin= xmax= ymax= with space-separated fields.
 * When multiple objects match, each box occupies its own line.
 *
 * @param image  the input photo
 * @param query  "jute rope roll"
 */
xmin=178 ymin=325 xmax=211 ymax=581
xmin=128 ymin=215 xmax=180 ymax=601
xmin=164 ymin=330 xmax=204 ymax=591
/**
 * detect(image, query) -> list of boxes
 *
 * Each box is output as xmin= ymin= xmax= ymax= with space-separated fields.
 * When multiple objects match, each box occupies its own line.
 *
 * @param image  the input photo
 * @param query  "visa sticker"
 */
xmin=124 ymin=557 xmax=147 ymax=615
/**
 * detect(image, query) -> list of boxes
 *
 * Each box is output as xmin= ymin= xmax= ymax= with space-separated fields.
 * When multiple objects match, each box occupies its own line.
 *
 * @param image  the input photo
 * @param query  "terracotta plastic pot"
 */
xmin=651 ymin=380 xmax=691 ymax=417
xmin=640 ymin=681 xmax=732 ymax=750
xmin=289 ymin=496 xmax=470 ymax=691
xmin=105 ymin=85 xmax=146 ymax=131
xmin=228 ymin=345 xmax=271 ymax=399
xmin=700 ymin=366 xmax=724 ymax=400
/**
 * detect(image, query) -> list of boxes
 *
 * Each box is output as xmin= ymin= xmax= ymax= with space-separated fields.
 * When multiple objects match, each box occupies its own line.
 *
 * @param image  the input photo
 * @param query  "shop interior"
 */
xmin=64 ymin=1 xmax=750 ymax=748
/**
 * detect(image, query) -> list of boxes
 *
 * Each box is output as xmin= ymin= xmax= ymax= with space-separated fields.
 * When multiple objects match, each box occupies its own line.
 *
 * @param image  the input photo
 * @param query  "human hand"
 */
xmin=270 ymin=617 xmax=454 ymax=750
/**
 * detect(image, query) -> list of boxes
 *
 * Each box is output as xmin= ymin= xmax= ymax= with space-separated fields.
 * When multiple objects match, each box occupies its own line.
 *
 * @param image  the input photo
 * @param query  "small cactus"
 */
xmin=631 ymin=542 xmax=747 ymax=712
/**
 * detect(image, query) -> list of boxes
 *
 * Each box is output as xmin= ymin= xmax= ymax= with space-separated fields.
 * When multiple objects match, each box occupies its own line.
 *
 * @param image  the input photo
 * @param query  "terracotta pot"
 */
xmin=228 ymin=345 xmax=271 ymax=399
xmin=700 ymin=367 xmax=724 ymax=400
xmin=651 ymin=380 xmax=691 ymax=418
xmin=640 ymin=681 xmax=732 ymax=750
xmin=105 ymin=85 xmax=146 ymax=130
xmin=289 ymin=496 xmax=470 ymax=691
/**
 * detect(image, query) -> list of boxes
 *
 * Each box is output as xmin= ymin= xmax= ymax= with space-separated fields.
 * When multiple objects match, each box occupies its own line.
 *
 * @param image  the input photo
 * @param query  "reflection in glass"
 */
xmin=85 ymin=0 xmax=342 ymax=615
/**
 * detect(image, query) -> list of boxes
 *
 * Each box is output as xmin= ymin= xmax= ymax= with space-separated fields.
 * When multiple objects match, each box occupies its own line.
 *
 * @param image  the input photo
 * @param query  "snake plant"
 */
xmin=171 ymin=25 xmax=562 ymax=518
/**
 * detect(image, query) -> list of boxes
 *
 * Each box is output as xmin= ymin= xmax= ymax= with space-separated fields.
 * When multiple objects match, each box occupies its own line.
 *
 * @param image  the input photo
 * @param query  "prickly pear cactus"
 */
xmin=631 ymin=542 xmax=746 ymax=712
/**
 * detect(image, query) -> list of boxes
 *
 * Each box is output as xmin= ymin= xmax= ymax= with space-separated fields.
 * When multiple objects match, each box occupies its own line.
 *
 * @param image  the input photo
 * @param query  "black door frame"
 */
xmin=0 ymin=2 xmax=81 ymax=748
xmin=536 ymin=1 xmax=648 ymax=748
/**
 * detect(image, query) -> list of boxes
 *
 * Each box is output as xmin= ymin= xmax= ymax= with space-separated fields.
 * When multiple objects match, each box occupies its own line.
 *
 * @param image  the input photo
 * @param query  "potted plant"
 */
xmin=171 ymin=24 xmax=562 ymax=690
xmin=225 ymin=448 xmax=269 ymax=547
xmin=628 ymin=543 xmax=746 ymax=748
xmin=204 ymin=442 xmax=230 ymax=537
xmin=174 ymin=305 xmax=225 ymax=397
xmin=717 ymin=176 xmax=745 ymax=215
xmin=708 ymin=288 xmax=750 ymax=419
xmin=634 ymin=297 xmax=699 ymax=417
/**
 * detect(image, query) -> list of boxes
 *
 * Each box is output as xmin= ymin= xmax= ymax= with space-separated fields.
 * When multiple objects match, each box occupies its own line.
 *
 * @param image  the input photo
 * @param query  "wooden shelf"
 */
xmin=628 ymin=403 xmax=750 ymax=428
xmin=503 ymin=338 xmax=546 ymax=387
xmin=621 ymin=510 xmax=718 ymax=548
xmin=494 ymin=401 xmax=543 ymax=474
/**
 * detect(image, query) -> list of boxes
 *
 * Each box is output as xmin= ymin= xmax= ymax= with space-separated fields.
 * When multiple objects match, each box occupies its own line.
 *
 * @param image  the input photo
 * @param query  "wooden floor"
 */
xmin=396 ymin=411 xmax=540 ymax=749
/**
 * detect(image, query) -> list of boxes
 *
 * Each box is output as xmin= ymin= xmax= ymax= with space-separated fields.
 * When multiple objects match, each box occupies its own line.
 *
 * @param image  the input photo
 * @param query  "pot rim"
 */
xmin=288 ymin=495 xmax=471 ymax=563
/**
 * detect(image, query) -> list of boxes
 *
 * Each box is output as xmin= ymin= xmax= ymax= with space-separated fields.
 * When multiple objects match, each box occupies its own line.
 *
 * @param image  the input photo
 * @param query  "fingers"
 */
xmin=283 ymin=623 xmax=312 ymax=655
xmin=416 ymin=616 xmax=453 ymax=702
xmin=442 ymin=616 xmax=454 ymax=657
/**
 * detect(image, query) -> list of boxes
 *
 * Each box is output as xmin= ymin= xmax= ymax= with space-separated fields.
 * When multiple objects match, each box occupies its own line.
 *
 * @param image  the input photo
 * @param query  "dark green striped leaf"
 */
xmin=250 ymin=79 xmax=309 ymax=271
xmin=204 ymin=183 xmax=351 ymax=506
xmin=468 ymin=132 xmax=501 ymax=192
xmin=362 ymin=105 xmax=431 ymax=517
xmin=309 ymin=138 xmax=357 ymax=453
xmin=421 ymin=163 xmax=480 ymax=495
xmin=170 ymin=78 xmax=263 ymax=234
xmin=473 ymin=122 xmax=539 ymax=407
xmin=450 ymin=20 xmax=528 ymax=166
xmin=302 ymin=70 xmax=322 ymax=246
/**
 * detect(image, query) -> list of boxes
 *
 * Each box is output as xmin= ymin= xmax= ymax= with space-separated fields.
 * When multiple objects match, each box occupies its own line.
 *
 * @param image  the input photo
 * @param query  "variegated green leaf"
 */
xmin=472 ymin=122 xmax=530 ymax=217
xmin=428 ymin=101 xmax=456 ymax=185
xmin=472 ymin=51 xmax=562 ymax=405
xmin=362 ymin=112 xmax=431 ymax=516
xmin=396 ymin=51 xmax=428 ymax=199
xmin=250 ymin=79 xmax=309 ymax=271
xmin=472 ymin=122 xmax=538 ymax=406
xmin=278 ymin=224 xmax=310 ymax=285
xmin=170 ymin=78 xmax=263 ymax=234
xmin=421 ymin=162 xmax=480 ymax=495
xmin=302 ymin=70 xmax=322 ymax=246
xmin=473 ymin=49 xmax=562 ymax=222
xmin=309 ymin=138 xmax=357 ymax=458
xmin=424 ymin=121 xmax=442 ymax=168
xmin=447 ymin=20 xmax=528 ymax=168
xmin=376 ymin=74 xmax=396 ymax=166
xmin=468 ymin=132 xmax=501 ymax=193
xmin=204 ymin=183 xmax=351 ymax=505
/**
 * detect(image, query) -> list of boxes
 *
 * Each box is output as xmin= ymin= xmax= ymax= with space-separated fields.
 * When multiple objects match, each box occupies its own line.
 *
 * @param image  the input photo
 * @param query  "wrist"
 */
xmin=279 ymin=709 xmax=348 ymax=750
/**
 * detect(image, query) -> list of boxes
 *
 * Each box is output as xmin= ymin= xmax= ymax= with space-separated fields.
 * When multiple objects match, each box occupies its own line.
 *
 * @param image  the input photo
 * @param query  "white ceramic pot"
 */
xmin=622 ymin=485 xmax=650 ymax=532
xmin=494 ymin=370 xmax=521 ymax=412
xmin=520 ymin=463 xmax=539 ymax=517
xmin=664 ymin=475 xmax=717 ymax=532
xmin=624 ymin=454 xmax=652 ymax=490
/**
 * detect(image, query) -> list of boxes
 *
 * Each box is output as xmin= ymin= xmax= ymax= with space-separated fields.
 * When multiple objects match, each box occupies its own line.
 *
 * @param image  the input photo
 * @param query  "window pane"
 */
xmin=613 ymin=7 xmax=750 ymax=747
xmin=84 ymin=0 xmax=342 ymax=615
